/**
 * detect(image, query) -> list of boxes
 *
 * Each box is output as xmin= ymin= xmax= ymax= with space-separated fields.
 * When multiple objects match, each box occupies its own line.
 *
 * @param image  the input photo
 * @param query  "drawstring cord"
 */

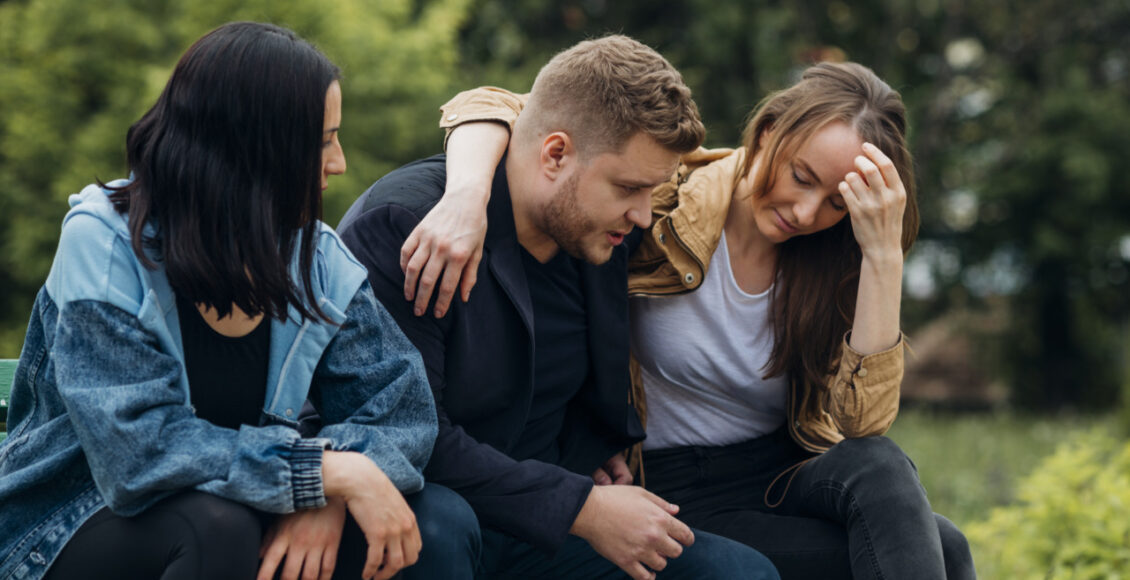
xmin=764 ymin=457 xmax=815 ymax=508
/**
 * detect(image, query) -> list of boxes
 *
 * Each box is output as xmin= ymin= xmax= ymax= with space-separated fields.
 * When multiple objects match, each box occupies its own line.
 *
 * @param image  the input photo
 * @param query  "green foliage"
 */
xmin=886 ymin=408 xmax=1115 ymax=528
xmin=0 ymin=0 xmax=471 ymax=356
xmin=966 ymin=430 xmax=1130 ymax=578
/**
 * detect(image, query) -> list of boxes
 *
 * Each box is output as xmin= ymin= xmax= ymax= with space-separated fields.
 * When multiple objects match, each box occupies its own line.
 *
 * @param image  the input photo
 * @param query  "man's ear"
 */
xmin=539 ymin=132 xmax=575 ymax=181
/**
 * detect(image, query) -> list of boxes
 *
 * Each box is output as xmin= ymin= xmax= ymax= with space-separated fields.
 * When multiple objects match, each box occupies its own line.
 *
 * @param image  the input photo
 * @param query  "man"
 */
xmin=338 ymin=36 xmax=777 ymax=579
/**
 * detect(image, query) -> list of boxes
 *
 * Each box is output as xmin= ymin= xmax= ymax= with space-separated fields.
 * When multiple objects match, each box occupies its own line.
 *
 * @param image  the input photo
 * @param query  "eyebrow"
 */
xmin=794 ymin=158 xmax=824 ymax=186
xmin=619 ymin=178 xmax=667 ymax=189
xmin=323 ymin=127 xmax=340 ymax=135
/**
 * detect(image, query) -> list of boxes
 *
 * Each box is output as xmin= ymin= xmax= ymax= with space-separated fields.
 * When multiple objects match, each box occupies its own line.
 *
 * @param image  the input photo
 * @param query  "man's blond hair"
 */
xmin=518 ymin=35 xmax=704 ymax=157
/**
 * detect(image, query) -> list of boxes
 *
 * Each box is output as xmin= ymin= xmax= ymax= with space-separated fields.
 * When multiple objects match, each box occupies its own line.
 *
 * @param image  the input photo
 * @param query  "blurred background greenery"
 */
xmin=2 ymin=0 xmax=1128 ymax=575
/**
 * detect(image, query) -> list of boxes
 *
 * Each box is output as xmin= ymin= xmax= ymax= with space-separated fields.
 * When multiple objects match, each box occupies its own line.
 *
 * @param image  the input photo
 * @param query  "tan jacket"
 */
xmin=440 ymin=89 xmax=905 ymax=454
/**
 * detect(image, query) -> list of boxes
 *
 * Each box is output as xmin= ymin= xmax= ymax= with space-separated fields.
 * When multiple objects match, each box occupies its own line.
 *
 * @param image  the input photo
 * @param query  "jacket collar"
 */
xmin=484 ymin=157 xmax=535 ymax=338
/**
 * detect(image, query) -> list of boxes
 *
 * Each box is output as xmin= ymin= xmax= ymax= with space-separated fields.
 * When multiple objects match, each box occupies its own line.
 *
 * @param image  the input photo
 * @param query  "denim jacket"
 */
xmin=0 ymin=182 xmax=438 ymax=580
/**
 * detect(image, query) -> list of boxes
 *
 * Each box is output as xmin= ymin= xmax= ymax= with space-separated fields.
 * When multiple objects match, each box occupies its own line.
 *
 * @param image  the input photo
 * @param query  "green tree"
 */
xmin=0 ymin=0 xmax=471 ymax=355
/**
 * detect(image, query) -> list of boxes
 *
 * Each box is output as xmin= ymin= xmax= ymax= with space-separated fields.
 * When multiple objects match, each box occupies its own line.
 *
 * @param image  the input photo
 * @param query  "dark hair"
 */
xmin=108 ymin=21 xmax=340 ymax=322
xmin=738 ymin=62 xmax=919 ymax=391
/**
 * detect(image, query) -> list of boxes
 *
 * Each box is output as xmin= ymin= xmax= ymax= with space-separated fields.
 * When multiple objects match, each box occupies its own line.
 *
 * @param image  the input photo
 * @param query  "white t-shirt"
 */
xmin=630 ymin=232 xmax=787 ymax=451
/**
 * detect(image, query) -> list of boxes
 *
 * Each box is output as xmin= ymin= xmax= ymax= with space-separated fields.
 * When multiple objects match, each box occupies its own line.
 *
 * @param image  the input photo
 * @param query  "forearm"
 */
xmin=848 ymin=251 xmax=903 ymax=355
xmin=311 ymin=283 xmax=437 ymax=492
xmin=444 ymin=121 xmax=509 ymax=206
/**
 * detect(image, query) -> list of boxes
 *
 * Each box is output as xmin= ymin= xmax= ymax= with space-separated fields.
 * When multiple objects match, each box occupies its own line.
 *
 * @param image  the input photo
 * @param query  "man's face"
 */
xmin=539 ymin=132 xmax=679 ymax=265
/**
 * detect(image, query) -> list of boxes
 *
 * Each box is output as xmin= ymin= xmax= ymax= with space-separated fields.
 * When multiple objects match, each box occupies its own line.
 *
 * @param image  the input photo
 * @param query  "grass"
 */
xmin=885 ymin=407 xmax=1119 ymax=529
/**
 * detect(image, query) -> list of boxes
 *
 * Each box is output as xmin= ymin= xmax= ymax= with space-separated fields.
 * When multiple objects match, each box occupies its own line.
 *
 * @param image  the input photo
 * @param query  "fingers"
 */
xmin=433 ymin=255 xmax=465 ymax=318
xmin=402 ymin=240 xmax=428 ymax=303
xmin=624 ymin=561 xmax=657 ymax=580
xmin=362 ymin=536 xmax=386 ymax=580
xmin=656 ymin=533 xmax=686 ymax=559
xmin=592 ymin=466 xmax=612 ymax=485
xmin=608 ymin=459 xmax=633 ymax=485
xmin=319 ymin=545 xmax=337 ymax=580
xmin=862 ymin=142 xmax=902 ymax=192
xmin=375 ymin=540 xmax=405 ymax=580
xmin=257 ymin=535 xmax=287 ymax=580
xmin=667 ymin=516 xmax=695 ymax=546
xmin=406 ymin=522 xmax=423 ymax=567
xmin=282 ymin=546 xmax=307 ymax=580
xmin=641 ymin=489 xmax=677 ymax=513
xmin=399 ymin=231 xmax=421 ymax=283
xmin=410 ymin=253 xmax=446 ymax=317
xmin=459 ymin=247 xmax=482 ymax=303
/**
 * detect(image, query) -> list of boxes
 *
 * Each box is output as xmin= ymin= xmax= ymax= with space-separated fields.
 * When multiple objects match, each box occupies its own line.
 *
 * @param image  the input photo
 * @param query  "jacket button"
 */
xmin=446 ymin=113 xmax=458 ymax=121
xmin=285 ymin=408 xmax=294 ymax=417
xmin=30 ymin=551 xmax=46 ymax=565
xmin=857 ymin=367 xmax=868 ymax=378
xmin=683 ymin=273 xmax=695 ymax=285
xmin=658 ymin=233 xmax=667 ymax=244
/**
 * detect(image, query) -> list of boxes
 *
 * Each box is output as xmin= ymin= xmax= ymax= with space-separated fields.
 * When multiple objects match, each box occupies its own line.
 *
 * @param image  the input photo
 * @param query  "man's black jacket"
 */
xmin=337 ymin=155 xmax=645 ymax=552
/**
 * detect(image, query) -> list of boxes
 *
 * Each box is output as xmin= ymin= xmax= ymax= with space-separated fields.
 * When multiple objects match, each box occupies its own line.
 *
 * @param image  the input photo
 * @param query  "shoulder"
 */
xmin=46 ymin=182 xmax=147 ymax=312
xmin=340 ymin=156 xmax=447 ymax=231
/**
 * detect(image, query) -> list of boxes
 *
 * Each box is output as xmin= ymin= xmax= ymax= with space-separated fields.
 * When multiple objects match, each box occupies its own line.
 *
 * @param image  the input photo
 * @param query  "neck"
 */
xmin=724 ymin=174 xmax=777 ymax=266
xmin=505 ymin=147 xmax=560 ymax=263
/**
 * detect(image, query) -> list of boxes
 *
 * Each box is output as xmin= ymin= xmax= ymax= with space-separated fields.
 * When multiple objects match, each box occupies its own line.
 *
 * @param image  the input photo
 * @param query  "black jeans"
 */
xmin=642 ymin=429 xmax=976 ymax=580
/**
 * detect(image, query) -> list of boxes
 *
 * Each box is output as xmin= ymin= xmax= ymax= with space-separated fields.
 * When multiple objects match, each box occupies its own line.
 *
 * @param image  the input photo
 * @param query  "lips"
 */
xmin=773 ymin=210 xmax=798 ymax=234
xmin=607 ymin=231 xmax=627 ymax=246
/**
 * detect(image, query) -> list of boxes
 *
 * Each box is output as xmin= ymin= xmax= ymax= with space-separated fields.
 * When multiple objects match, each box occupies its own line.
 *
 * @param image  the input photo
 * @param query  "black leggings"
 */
xmin=44 ymin=491 xmax=368 ymax=580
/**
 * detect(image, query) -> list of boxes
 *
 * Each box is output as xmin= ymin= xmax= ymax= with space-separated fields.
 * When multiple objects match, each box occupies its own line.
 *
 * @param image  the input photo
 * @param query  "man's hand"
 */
xmin=258 ymin=498 xmax=347 ymax=580
xmin=592 ymin=452 xmax=633 ymax=486
xmin=322 ymin=451 xmax=422 ymax=580
xmin=570 ymin=485 xmax=694 ymax=580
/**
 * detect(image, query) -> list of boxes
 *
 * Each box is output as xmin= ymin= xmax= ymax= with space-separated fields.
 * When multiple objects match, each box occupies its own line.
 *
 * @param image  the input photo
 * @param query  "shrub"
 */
xmin=966 ymin=429 xmax=1130 ymax=578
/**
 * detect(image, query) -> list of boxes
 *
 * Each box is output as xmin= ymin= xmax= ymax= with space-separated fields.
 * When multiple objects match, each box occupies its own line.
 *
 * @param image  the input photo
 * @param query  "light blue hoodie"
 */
xmin=0 ymin=182 xmax=437 ymax=579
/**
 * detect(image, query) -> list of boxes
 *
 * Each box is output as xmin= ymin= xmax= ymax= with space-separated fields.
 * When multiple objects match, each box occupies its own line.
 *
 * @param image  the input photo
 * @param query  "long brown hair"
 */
xmin=738 ymin=62 xmax=920 ymax=388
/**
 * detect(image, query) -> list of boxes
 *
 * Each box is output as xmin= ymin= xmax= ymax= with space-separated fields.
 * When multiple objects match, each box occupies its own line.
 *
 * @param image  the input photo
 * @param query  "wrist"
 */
xmin=860 ymin=250 xmax=904 ymax=272
xmin=569 ymin=485 xmax=601 ymax=538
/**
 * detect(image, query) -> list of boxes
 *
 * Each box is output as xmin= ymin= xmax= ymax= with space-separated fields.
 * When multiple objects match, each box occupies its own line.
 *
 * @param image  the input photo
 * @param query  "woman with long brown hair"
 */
xmin=396 ymin=61 xmax=975 ymax=579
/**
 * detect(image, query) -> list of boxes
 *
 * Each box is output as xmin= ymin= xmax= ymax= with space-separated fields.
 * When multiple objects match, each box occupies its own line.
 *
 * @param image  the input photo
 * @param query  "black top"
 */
xmin=510 ymin=247 xmax=590 ymax=463
xmin=176 ymin=293 xmax=270 ymax=430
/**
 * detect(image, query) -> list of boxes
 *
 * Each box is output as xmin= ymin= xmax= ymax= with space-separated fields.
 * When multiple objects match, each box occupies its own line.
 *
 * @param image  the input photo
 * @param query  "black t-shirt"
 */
xmin=176 ymin=294 xmax=270 ymax=430
xmin=509 ymin=247 xmax=590 ymax=463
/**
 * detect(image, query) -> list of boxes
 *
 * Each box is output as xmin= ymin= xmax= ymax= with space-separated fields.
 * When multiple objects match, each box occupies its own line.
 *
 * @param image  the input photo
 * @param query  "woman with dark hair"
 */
xmin=396 ymin=62 xmax=976 ymax=579
xmin=0 ymin=21 xmax=468 ymax=580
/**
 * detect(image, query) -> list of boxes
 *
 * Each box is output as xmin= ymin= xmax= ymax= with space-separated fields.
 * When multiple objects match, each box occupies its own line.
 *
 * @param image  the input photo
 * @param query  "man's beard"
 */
xmin=540 ymin=173 xmax=610 ymax=265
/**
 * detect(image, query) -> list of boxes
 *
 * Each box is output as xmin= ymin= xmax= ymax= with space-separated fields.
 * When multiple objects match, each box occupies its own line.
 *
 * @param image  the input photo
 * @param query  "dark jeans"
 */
xmin=642 ymin=429 xmax=976 ymax=580
xmin=45 ymin=483 xmax=472 ymax=580
xmin=475 ymin=526 xmax=778 ymax=579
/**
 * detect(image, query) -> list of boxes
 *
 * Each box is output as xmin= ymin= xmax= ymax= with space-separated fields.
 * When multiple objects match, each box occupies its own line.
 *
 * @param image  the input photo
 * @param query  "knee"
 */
xmin=935 ymin=514 xmax=976 ymax=579
xmin=158 ymin=491 xmax=261 ymax=578
xmin=830 ymin=436 xmax=919 ymax=485
xmin=168 ymin=491 xmax=262 ymax=549
xmin=409 ymin=484 xmax=481 ymax=562
xmin=675 ymin=530 xmax=781 ymax=580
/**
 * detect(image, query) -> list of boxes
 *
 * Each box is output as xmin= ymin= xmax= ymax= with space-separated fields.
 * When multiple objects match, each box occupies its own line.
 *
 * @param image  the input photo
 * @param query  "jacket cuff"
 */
xmin=542 ymin=474 xmax=596 ymax=553
xmin=839 ymin=332 xmax=905 ymax=387
xmin=291 ymin=437 xmax=332 ymax=510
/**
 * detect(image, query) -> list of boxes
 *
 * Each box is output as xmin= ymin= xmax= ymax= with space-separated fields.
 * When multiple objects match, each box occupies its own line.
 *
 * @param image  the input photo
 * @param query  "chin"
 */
xmin=581 ymin=244 xmax=614 ymax=266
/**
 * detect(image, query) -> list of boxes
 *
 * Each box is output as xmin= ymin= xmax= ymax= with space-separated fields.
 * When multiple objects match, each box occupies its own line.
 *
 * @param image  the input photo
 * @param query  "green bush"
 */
xmin=966 ymin=429 xmax=1130 ymax=578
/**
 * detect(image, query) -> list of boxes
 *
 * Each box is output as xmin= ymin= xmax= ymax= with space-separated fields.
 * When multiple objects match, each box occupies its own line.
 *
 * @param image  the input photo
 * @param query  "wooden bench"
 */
xmin=1 ymin=359 xmax=14 ymax=443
